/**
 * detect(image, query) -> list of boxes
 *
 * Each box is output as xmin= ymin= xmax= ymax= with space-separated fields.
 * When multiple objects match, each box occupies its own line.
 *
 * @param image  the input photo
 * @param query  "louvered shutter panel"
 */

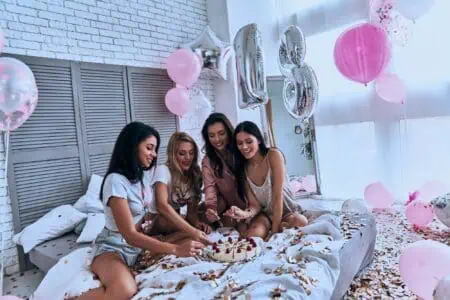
xmin=78 ymin=63 xmax=130 ymax=177
xmin=127 ymin=68 xmax=176 ymax=163
xmin=8 ymin=57 xmax=86 ymax=229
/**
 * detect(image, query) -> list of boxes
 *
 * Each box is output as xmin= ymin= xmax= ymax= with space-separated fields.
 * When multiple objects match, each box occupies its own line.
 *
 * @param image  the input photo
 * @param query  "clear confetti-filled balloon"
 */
xmin=0 ymin=57 xmax=38 ymax=131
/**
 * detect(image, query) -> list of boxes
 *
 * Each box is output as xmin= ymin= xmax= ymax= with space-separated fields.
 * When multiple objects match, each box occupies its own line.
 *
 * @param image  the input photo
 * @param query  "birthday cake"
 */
xmin=205 ymin=236 xmax=260 ymax=262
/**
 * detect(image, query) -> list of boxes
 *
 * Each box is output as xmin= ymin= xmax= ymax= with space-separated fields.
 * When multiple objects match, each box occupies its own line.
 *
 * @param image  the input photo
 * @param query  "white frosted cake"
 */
xmin=205 ymin=237 xmax=260 ymax=262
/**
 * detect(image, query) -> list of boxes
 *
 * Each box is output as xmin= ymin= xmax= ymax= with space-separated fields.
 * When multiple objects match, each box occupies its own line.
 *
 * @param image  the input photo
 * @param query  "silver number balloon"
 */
xmin=234 ymin=23 xmax=269 ymax=109
xmin=283 ymin=63 xmax=318 ymax=121
xmin=278 ymin=25 xmax=306 ymax=78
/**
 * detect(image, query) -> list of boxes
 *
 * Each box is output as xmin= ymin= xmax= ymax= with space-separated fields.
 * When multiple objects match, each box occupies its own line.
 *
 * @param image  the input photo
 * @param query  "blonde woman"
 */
xmin=147 ymin=132 xmax=211 ymax=245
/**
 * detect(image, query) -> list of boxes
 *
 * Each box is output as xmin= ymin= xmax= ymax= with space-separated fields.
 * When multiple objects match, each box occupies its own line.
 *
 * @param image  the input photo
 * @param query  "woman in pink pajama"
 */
xmin=201 ymin=113 xmax=247 ymax=229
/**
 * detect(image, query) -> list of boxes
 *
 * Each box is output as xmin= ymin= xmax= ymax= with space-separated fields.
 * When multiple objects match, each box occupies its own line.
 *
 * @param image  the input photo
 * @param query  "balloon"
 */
xmin=0 ymin=27 xmax=4 ymax=55
xmin=369 ymin=0 xmax=413 ymax=47
xmin=0 ymin=297 xmax=24 ymax=300
xmin=405 ymin=200 xmax=434 ymax=227
xmin=396 ymin=0 xmax=435 ymax=21
xmin=434 ymin=274 xmax=450 ymax=300
xmin=399 ymin=240 xmax=450 ymax=300
xmin=334 ymin=23 xmax=391 ymax=85
xmin=341 ymin=199 xmax=370 ymax=214
xmin=234 ymin=23 xmax=269 ymax=109
xmin=182 ymin=88 xmax=212 ymax=128
xmin=0 ymin=57 xmax=39 ymax=131
xmin=431 ymin=192 xmax=450 ymax=227
xmin=164 ymin=87 xmax=190 ymax=116
xmin=375 ymin=73 xmax=406 ymax=104
xmin=166 ymin=49 xmax=201 ymax=88
xmin=364 ymin=182 xmax=394 ymax=209
xmin=181 ymin=26 xmax=233 ymax=80
xmin=279 ymin=25 xmax=306 ymax=69
xmin=420 ymin=180 xmax=448 ymax=202
xmin=283 ymin=63 xmax=318 ymax=121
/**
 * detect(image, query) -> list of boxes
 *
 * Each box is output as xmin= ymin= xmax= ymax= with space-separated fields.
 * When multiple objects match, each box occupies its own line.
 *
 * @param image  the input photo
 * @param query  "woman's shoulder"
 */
xmin=267 ymin=148 xmax=285 ymax=164
xmin=201 ymin=155 xmax=212 ymax=168
xmin=153 ymin=164 xmax=171 ymax=183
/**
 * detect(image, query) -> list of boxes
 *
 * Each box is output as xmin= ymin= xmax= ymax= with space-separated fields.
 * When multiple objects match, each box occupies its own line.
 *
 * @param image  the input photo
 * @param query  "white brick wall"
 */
xmin=0 ymin=0 xmax=215 ymax=275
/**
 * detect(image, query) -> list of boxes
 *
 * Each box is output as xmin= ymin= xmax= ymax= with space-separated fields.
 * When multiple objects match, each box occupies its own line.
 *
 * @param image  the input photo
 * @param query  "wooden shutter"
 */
xmin=77 ymin=63 xmax=130 ymax=177
xmin=127 ymin=68 xmax=176 ymax=163
xmin=8 ymin=56 xmax=87 ymax=231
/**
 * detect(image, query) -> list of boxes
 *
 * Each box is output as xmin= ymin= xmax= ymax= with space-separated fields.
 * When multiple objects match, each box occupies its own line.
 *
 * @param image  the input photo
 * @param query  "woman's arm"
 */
xmin=155 ymin=182 xmax=199 ymax=236
xmin=224 ymin=181 xmax=261 ymax=220
xmin=202 ymin=158 xmax=218 ymax=211
xmin=268 ymin=149 xmax=285 ymax=234
xmin=109 ymin=197 xmax=177 ymax=255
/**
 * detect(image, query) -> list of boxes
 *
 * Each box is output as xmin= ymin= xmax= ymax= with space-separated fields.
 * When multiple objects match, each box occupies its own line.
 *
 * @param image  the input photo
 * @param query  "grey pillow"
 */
xmin=74 ymin=219 xmax=87 ymax=235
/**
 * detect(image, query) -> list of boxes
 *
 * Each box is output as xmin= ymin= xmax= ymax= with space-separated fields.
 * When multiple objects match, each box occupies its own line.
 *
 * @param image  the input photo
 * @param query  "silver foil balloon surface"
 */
xmin=283 ymin=63 xmax=318 ymax=121
xmin=282 ymin=25 xmax=306 ymax=67
xmin=234 ymin=23 xmax=269 ymax=109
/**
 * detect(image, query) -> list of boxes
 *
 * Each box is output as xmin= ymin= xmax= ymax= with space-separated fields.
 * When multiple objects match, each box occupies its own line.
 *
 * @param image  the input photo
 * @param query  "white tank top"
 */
xmin=246 ymin=155 xmax=296 ymax=217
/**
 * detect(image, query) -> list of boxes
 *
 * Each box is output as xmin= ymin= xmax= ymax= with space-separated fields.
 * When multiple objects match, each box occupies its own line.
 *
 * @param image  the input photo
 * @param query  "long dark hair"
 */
xmin=233 ymin=121 xmax=269 ymax=200
xmin=100 ymin=121 xmax=160 ymax=200
xmin=201 ymin=113 xmax=235 ymax=178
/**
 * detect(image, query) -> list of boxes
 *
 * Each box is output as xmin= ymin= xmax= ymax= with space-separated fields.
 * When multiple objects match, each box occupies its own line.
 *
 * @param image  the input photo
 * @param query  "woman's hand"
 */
xmin=195 ymin=221 xmax=212 ymax=234
xmin=223 ymin=206 xmax=252 ymax=220
xmin=174 ymin=240 xmax=205 ymax=257
xmin=192 ymin=229 xmax=212 ymax=245
xmin=205 ymin=208 xmax=220 ymax=223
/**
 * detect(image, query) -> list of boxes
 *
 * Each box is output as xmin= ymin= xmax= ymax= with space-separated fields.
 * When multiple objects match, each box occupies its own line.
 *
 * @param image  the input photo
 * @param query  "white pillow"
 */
xmin=76 ymin=213 xmax=105 ymax=244
xmin=73 ymin=174 xmax=104 ymax=213
xmin=13 ymin=205 xmax=86 ymax=253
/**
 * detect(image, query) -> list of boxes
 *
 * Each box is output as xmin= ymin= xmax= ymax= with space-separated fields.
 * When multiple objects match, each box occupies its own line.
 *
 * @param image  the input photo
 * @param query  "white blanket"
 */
xmin=33 ymin=213 xmax=344 ymax=300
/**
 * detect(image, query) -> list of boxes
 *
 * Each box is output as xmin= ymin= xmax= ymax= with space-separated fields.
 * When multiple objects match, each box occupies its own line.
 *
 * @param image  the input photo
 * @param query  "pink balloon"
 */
xmin=420 ymin=180 xmax=448 ymax=202
xmin=405 ymin=201 xmax=434 ymax=227
xmin=375 ymin=73 xmax=406 ymax=104
xmin=166 ymin=49 xmax=201 ymax=88
xmin=0 ymin=57 xmax=39 ymax=131
xmin=364 ymin=182 xmax=394 ymax=208
xmin=334 ymin=23 xmax=391 ymax=85
xmin=165 ymin=87 xmax=190 ymax=116
xmin=400 ymin=240 xmax=450 ymax=300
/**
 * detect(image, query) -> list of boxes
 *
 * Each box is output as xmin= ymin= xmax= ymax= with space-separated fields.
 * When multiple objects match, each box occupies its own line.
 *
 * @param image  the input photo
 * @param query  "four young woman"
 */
xmin=82 ymin=115 xmax=309 ymax=299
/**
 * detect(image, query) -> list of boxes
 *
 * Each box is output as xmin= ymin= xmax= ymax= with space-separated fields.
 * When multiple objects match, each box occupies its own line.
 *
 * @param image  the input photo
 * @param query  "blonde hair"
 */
xmin=166 ymin=132 xmax=202 ymax=200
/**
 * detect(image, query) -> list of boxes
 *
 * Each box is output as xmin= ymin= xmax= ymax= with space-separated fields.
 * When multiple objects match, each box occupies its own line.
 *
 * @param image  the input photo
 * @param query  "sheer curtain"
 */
xmin=303 ymin=0 xmax=450 ymax=201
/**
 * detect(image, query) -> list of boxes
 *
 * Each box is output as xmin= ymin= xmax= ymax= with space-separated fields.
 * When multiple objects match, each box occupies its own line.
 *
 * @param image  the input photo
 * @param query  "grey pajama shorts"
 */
xmin=93 ymin=228 xmax=142 ymax=267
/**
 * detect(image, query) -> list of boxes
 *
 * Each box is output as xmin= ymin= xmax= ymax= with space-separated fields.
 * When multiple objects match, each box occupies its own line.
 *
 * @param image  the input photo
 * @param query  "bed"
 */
xmin=32 ymin=210 xmax=376 ymax=300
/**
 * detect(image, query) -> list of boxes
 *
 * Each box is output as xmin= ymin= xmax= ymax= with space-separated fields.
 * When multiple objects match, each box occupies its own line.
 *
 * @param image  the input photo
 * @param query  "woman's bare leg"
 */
xmin=280 ymin=213 xmax=308 ymax=230
xmin=77 ymin=252 xmax=137 ymax=300
xmin=244 ymin=213 xmax=271 ymax=239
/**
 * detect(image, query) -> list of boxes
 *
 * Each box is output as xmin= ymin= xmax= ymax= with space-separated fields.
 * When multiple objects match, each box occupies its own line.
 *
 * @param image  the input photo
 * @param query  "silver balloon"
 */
xmin=431 ymin=192 xmax=450 ymax=227
xmin=341 ymin=199 xmax=370 ymax=214
xmin=283 ymin=63 xmax=318 ymax=121
xmin=234 ymin=23 xmax=269 ymax=109
xmin=434 ymin=274 xmax=450 ymax=300
xmin=283 ymin=25 xmax=306 ymax=67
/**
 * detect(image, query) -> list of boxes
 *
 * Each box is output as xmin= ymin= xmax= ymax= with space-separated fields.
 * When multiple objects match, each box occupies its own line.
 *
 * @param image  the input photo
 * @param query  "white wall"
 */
xmin=0 ymin=0 xmax=214 ymax=275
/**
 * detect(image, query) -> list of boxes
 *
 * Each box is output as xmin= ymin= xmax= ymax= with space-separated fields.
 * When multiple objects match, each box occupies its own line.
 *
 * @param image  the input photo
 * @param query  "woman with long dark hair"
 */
xmin=79 ymin=122 xmax=204 ymax=300
xmin=226 ymin=121 xmax=308 ymax=239
xmin=200 ymin=113 xmax=247 ymax=228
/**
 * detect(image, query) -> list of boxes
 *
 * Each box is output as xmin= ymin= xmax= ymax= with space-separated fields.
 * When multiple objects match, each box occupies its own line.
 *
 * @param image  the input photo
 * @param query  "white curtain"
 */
xmin=299 ymin=0 xmax=450 ymax=201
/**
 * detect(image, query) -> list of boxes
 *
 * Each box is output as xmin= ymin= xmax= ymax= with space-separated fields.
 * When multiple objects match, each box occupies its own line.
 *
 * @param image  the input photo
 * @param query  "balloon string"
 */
xmin=0 ymin=130 xmax=10 ymax=295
